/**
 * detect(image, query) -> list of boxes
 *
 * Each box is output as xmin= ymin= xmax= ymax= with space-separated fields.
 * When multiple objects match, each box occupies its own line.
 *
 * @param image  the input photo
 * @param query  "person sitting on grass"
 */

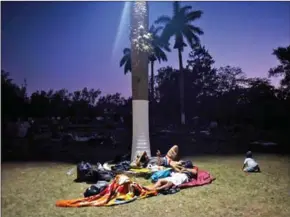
xmin=242 ymin=151 xmax=261 ymax=173
xmin=148 ymin=166 xmax=198 ymax=191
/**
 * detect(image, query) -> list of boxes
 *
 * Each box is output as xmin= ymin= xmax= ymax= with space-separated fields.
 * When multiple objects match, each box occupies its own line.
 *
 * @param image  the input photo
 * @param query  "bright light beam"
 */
xmin=111 ymin=2 xmax=131 ymax=62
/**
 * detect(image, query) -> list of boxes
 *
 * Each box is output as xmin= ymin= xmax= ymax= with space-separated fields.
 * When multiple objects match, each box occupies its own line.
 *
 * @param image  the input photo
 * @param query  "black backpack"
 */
xmin=84 ymin=181 xmax=108 ymax=197
xmin=97 ymin=171 xmax=114 ymax=182
xmin=76 ymin=162 xmax=99 ymax=183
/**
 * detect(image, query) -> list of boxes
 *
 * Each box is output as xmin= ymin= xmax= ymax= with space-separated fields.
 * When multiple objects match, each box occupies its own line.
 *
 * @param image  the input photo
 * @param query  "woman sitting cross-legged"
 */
xmin=148 ymin=166 xmax=198 ymax=191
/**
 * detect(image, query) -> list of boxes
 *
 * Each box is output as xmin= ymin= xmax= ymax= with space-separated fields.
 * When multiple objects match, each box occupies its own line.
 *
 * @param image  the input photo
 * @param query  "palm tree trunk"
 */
xmin=130 ymin=1 xmax=151 ymax=161
xmin=178 ymin=48 xmax=185 ymax=125
xmin=150 ymin=60 xmax=154 ymax=101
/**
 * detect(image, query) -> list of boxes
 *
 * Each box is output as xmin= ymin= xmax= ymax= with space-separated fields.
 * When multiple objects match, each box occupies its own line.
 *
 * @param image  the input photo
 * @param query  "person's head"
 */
xmin=184 ymin=167 xmax=198 ymax=178
xmin=183 ymin=160 xmax=194 ymax=169
xmin=246 ymin=151 xmax=253 ymax=158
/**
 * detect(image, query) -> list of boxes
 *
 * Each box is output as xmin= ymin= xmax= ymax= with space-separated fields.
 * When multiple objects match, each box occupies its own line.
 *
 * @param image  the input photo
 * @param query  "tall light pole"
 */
xmin=130 ymin=1 xmax=152 ymax=161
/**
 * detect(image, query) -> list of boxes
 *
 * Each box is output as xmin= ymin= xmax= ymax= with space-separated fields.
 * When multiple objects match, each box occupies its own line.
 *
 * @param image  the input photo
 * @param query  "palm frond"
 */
xmin=180 ymin=6 xmax=192 ymax=15
xmin=182 ymin=27 xmax=200 ymax=48
xmin=186 ymin=10 xmax=203 ymax=21
xmin=120 ymin=56 xmax=128 ymax=67
xmin=162 ymin=42 xmax=171 ymax=52
xmin=124 ymin=60 xmax=131 ymax=74
xmin=155 ymin=15 xmax=171 ymax=25
xmin=160 ymin=23 xmax=174 ymax=43
xmin=150 ymin=26 xmax=163 ymax=36
xmin=186 ymin=25 xmax=204 ymax=35
xmin=156 ymin=48 xmax=168 ymax=62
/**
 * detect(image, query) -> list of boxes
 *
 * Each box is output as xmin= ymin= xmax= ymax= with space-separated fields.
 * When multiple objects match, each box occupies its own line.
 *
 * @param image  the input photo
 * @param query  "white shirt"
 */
xmin=244 ymin=158 xmax=258 ymax=168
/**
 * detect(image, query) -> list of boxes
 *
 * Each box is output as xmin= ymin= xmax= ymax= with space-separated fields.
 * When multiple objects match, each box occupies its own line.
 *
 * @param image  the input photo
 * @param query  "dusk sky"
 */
xmin=1 ymin=1 xmax=290 ymax=97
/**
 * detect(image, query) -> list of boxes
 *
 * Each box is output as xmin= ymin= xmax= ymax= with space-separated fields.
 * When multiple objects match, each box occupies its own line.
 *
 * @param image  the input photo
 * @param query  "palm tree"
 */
xmin=130 ymin=1 xmax=151 ymax=161
xmin=119 ymin=48 xmax=132 ymax=74
xmin=155 ymin=1 xmax=204 ymax=124
xmin=148 ymin=25 xmax=170 ymax=101
xmin=120 ymin=27 xmax=170 ymax=101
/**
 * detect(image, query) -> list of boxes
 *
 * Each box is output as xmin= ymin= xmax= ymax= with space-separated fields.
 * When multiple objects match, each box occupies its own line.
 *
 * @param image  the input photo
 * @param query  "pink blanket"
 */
xmin=179 ymin=170 xmax=215 ymax=188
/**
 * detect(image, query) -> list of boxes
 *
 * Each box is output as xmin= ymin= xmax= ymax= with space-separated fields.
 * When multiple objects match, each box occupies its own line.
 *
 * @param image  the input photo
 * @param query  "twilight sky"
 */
xmin=1 ymin=1 xmax=290 ymax=97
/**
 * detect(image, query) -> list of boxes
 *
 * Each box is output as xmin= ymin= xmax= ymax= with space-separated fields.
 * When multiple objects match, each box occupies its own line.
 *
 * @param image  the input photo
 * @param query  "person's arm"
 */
xmin=156 ymin=150 xmax=162 ymax=166
xmin=242 ymin=159 xmax=247 ymax=170
xmin=170 ymin=161 xmax=184 ymax=172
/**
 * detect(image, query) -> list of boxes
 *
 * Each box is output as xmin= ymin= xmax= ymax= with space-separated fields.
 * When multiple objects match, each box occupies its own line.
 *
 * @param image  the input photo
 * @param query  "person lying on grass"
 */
xmin=242 ymin=151 xmax=261 ymax=173
xmin=156 ymin=145 xmax=186 ymax=172
xmin=148 ymin=167 xmax=198 ymax=191
xmin=133 ymin=145 xmax=181 ymax=169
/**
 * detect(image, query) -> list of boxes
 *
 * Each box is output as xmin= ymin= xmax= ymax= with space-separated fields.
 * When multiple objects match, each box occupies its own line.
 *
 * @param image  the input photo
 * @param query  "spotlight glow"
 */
xmin=111 ymin=2 xmax=131 ymax=61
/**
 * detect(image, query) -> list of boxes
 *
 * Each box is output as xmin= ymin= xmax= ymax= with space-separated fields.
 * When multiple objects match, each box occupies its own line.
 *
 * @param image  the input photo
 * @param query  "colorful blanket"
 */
xmin=56 ymin=175 xmax=157 ymax=207
xmin=179 ymin=170 xmax=215 ymax=188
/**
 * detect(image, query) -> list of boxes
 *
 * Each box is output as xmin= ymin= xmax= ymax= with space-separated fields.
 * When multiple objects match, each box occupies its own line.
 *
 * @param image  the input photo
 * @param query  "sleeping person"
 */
xmin=148 ymin=166 xmax=198 ymax=191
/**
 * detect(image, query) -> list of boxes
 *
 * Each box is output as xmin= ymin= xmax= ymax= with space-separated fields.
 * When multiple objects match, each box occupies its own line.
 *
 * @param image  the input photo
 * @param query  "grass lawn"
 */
xmin=2 ymin=154 xmax=290 ymax=217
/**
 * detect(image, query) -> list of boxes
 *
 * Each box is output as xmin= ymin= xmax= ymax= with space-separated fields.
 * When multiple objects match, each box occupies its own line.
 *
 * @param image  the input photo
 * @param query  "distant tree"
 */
xmin=186 ymin=45 xmax=218 ymax=97
xmin=2 ymin=70 xmax=28 ymax=119
xmin=216 ymin=66 xmax=246 ymax=94
xmin=268 ymin=45 xmax=290 ymax=92
xmin=155 ymin=1 xmax=204 ymax=124
xmin=29 ymin=91 xmax=51 ymax=117
xmin=97 ymin=93 xmax=126 ymax=115
xmin=155 ymin=66 xmax=180 ymax=123
xmin=242 ymin=78 xmax=282 ymax=129
xmin=186 ymin=46 xmax=219 ymax=120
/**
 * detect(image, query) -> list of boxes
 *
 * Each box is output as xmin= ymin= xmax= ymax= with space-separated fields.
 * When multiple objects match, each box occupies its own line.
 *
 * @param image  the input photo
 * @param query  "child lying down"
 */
xmin=242 ymin=151 xmax=261 ymax=173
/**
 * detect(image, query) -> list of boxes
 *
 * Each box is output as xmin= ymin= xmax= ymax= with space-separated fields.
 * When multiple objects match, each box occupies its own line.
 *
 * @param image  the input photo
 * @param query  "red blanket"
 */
xmin=179 ymin=170 xmax=215 ymax=188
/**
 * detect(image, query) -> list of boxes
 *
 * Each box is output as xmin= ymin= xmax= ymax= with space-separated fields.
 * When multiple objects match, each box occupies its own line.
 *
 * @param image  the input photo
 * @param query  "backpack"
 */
xmin=76 ymin=162 xmax=99 ymax=183
xmin=97 ymin=171 xmax=114 ymax=182
xmin=83 ymin=182 xmax=108 ymax=197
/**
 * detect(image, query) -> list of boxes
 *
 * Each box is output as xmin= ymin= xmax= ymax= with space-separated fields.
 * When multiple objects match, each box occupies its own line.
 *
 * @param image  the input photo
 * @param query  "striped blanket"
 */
xmin=56 ymin=174 xmax=157 ymax=207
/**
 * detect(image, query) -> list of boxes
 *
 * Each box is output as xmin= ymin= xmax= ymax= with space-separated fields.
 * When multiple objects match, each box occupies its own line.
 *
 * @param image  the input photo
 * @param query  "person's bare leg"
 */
xmin=155 ymin=181 xmax=174 ymax=191
xmin=166 ymin=145 xmax=179 ymax=161
xmin=147 ymin=179 xmax=172 ymax=191
xmin=146 ymin=179 xmax=164 ymax=191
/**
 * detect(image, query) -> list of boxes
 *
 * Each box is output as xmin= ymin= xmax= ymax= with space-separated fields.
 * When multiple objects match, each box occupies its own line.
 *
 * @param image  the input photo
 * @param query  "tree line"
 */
xmin=2 ymin=1 xmax=290 ymax=133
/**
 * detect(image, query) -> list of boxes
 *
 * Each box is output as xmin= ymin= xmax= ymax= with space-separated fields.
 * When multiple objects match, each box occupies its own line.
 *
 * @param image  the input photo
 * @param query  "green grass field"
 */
xmin=2 ymin=154 xmax=289 ymax=217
